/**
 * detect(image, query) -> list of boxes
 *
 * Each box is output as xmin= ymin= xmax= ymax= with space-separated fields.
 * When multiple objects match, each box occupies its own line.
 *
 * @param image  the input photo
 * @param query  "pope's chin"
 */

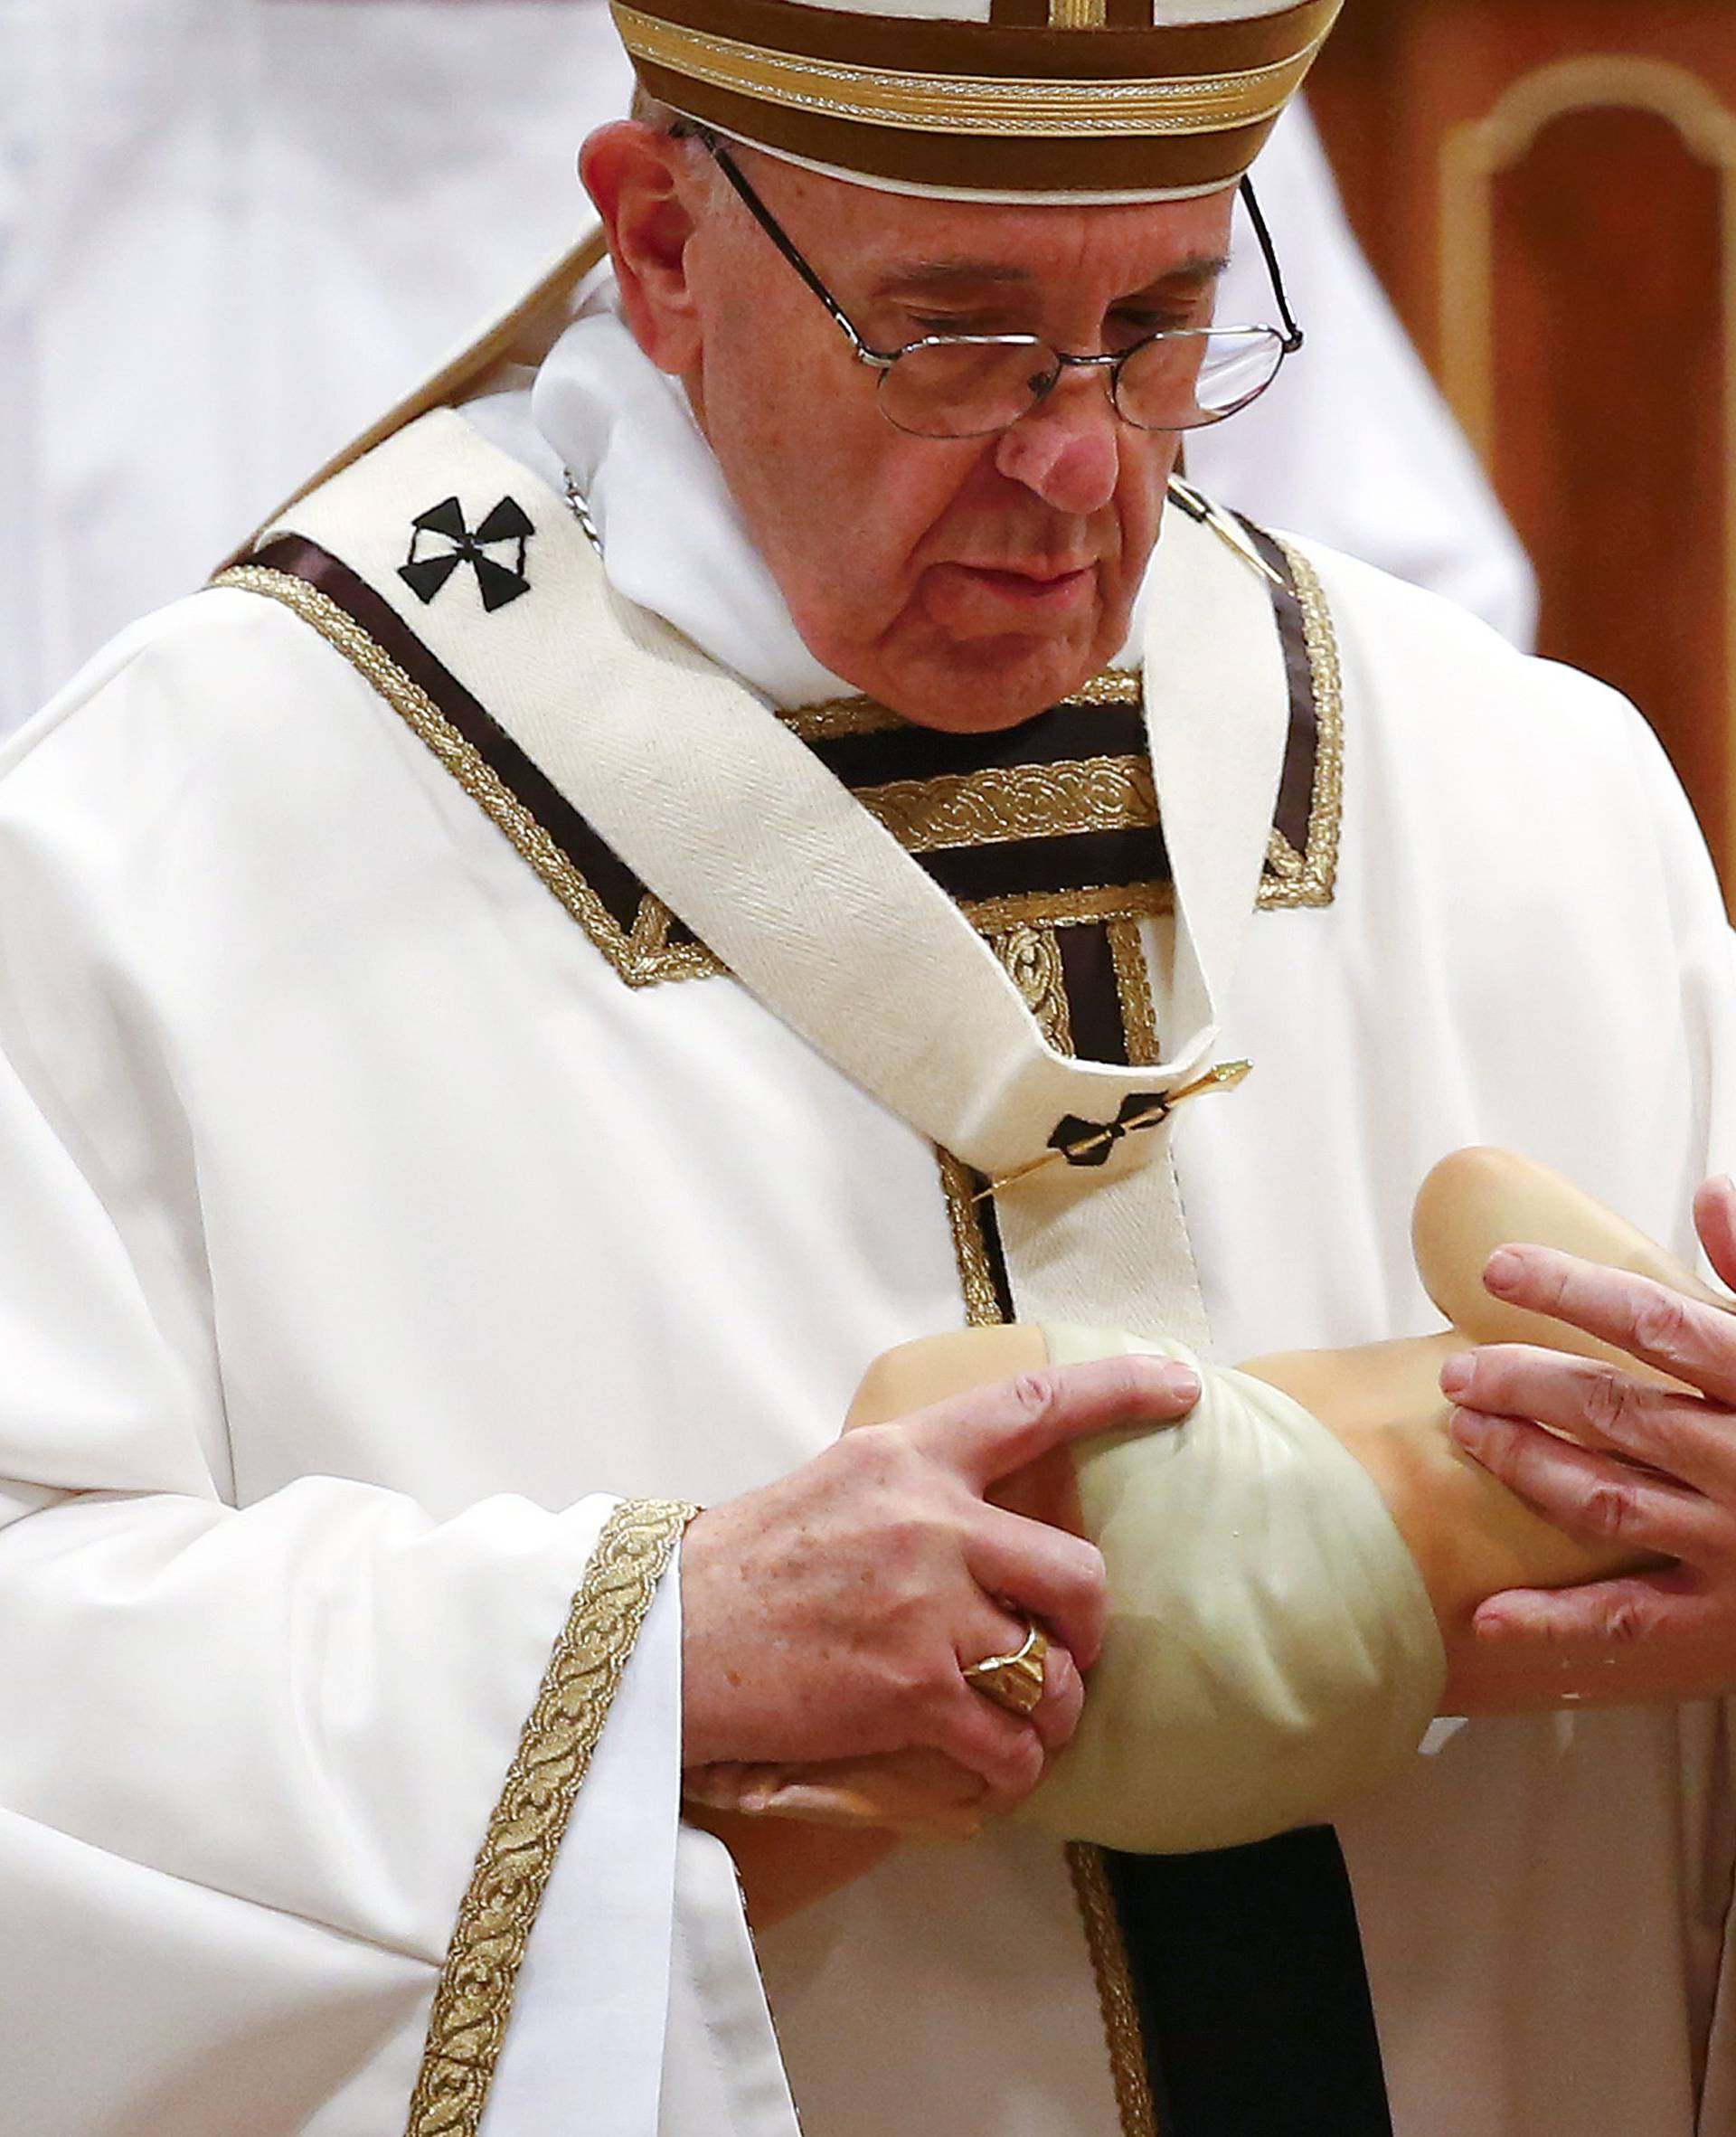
xmin=828 ymin=572 xmax=1126 ymax=734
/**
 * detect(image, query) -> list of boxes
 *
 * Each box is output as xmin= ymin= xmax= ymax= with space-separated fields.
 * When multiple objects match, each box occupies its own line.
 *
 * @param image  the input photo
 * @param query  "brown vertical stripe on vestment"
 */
xmin=1056 ymin=925 xmax=1134 ymax=1065
xmin=1238 ymin=519 xmax=1321 ymax=859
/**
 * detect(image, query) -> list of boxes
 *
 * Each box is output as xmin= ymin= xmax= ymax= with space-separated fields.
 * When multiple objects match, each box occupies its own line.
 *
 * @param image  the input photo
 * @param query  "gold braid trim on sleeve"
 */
xmin=405 ymin=1496 xmax=700 ymax=2137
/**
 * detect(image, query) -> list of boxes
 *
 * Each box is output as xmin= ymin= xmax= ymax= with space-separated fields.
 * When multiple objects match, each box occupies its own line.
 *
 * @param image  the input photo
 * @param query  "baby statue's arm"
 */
xmin=1241 ymin=1330 xmax=1665 ymax=1701
xmin=1296 ymin=1141 xmax=1719 ymax=1699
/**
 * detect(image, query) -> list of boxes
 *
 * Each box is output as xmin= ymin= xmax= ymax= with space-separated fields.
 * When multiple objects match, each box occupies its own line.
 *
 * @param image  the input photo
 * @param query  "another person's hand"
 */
xmin=1443 ymin=1174 xmax=1736 ymax=1703
xmin=680 ymin=1351 xmax=1201 ymax=1806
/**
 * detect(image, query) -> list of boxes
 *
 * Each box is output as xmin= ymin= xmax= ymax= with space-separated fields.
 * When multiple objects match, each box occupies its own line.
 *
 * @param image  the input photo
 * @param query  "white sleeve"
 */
xmin=0 ymin=723 xmax=689 ymax=2132
xmin=1188 ymin=99 xmax=1540 ymax=650
xmin=1601 ymin=701 xmax=1736 ymax=1187
xmin=1616 ymin=697 xmax=1736 ymax=2135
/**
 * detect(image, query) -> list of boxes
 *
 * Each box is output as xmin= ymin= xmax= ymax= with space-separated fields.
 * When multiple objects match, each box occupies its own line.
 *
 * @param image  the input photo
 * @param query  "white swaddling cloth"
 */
xmin=1021 ymin=1325 xmax=1447 ymax=1854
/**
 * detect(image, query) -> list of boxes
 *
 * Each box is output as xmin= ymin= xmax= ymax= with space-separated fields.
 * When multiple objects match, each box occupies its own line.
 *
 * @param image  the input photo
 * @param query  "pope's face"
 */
xmin=587 ymin=127 xmax=1235 ymax=732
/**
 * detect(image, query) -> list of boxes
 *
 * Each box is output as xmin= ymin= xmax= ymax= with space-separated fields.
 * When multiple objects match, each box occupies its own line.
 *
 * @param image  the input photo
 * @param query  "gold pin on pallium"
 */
xmin=1166 ymin=478 xmax=1286 ymax=591
xmin=973 ymin=1060 xmax=1252 ymax=1204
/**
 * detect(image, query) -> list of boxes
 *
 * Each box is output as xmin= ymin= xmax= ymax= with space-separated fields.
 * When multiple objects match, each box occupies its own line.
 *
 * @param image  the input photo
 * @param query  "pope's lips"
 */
xmin=933 ymin=560 xmax=1099 ymax=613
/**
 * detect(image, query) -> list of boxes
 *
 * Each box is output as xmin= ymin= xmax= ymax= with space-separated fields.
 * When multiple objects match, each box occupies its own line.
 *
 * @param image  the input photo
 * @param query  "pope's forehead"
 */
xmin=741 ymin=149 xmax=1238 ymax=278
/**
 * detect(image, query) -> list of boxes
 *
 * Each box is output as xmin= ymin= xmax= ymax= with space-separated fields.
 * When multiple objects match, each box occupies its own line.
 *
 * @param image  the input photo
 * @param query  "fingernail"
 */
xmin=1162 ymin=1363 xmax=1203 ymax=1405
xmin=1484 ymin=1248 xmax=1525 ymax=1297
xmin=1439 ymin=1352 xmax=1475 ymax=1399
xmin=1450 ymin=1407 xmax=1490 ymax=1450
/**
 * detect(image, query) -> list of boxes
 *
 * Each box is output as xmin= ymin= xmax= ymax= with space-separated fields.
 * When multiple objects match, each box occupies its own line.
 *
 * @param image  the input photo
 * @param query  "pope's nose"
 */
xmin=993 ymin=371 xmax=1124 ymax=517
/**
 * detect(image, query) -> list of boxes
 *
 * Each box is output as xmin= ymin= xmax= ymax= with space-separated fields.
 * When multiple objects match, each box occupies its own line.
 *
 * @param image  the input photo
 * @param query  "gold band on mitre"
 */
xmin=611 ymin=0 xmax=1343 ymax=203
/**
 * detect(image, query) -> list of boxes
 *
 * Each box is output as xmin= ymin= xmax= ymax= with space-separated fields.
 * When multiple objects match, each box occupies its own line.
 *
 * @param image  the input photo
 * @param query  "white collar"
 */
xmin=528 ymin=285 xmax=854 ymax=709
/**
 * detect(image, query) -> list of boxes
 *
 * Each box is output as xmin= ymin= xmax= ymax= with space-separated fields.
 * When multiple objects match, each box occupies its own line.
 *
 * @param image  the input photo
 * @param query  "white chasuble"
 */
xmin=0 ymin=384 xmax=1733 ymax=2137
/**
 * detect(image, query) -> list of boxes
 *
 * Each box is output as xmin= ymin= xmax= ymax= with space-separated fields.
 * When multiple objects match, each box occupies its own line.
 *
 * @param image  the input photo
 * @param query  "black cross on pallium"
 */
xmin=400 ymin=495 xmax=534 ymax=614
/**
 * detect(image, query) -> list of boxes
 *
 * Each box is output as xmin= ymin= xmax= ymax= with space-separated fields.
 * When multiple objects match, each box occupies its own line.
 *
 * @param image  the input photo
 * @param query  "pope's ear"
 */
xmin=580 ymin=119 xmax=707 ymax=374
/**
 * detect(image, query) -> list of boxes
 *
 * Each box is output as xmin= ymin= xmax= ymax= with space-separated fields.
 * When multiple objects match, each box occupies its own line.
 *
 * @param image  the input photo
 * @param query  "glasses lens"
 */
xmin=880 ymin=338 xmax=1056 ymax=440
xmin=1115 ymin=327 xmax=1286 ymax=432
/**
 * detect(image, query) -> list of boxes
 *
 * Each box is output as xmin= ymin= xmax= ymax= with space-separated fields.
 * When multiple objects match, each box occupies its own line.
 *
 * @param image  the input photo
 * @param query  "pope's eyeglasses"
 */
xmin=674 ymin=124 xmax=1304 ymax=442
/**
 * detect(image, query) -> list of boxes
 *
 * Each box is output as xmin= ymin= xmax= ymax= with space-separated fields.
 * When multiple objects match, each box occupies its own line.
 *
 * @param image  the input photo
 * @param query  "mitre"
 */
xmin=609 ymin=0 xmax=1344 ymax=203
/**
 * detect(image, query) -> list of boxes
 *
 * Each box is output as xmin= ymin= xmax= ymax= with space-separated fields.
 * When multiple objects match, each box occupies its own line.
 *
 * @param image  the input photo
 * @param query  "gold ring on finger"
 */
xmin=961 ymin=1620 xmax=1049 ymax=1719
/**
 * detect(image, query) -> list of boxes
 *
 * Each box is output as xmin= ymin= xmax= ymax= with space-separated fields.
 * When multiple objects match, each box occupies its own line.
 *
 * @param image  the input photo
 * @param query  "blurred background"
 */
xmin=0 ymin=1 xmax=1731 ymax=894
xmin=1307 ymin=2 xmax=1736 ymax=894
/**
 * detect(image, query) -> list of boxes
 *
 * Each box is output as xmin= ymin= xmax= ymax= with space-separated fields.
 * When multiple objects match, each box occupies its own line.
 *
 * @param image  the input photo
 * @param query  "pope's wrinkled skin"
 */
xmin=583 ymin=119 xmax=1231 ymax=733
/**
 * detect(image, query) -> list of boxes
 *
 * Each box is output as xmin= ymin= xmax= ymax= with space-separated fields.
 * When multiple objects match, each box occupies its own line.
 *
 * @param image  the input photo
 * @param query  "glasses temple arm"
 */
xmin=672 ymin=121 xmax=881 ymax=360
xmin=1238 ymin=175 xmax=1305 ymax=354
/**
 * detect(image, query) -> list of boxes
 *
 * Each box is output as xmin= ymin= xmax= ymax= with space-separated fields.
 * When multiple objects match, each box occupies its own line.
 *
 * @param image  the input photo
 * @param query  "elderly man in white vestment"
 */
xmin=4 ymin=2 xmax=1736 ymax=2135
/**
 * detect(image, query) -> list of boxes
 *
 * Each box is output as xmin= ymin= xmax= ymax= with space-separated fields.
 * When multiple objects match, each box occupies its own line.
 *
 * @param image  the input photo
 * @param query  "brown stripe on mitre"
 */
xmin=617 ymin=0 xmax=1341 ymax=197
xmin=618 ymin=0 xmax=1341 ymax=80
xmin=634 ymin=64 xmax=1277 ymax=195
xmin=986 ymin=0 xmax=1161 ymax=27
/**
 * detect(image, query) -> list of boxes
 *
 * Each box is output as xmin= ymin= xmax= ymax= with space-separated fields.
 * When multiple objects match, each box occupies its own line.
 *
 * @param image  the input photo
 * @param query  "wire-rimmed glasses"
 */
xmin=676 ymin=124 xmax=1304 ymax=441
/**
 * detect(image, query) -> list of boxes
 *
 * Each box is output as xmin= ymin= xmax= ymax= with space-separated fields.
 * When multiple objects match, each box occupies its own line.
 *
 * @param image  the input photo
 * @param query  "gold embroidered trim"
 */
xmin=1067 ymin=1842 xmax=1164 ymax=2137
xmin=613 ymin=3 xmax=1332 ymax=138
xmin=992 ymin=924 xmax=1074 ymax=1054
xmin=1261 ymin=539 xmax=1344 ymax=910
xmin=214 ymin=567 xmax=727 ymax=989
xmin=405 ymin=1497 xmax=698 ymax=2137
xmin=1051 ymin=0 xmax=1109 ymax=28
xmin=858 ymin=755 xmax=1157 ymax=855
xmin=1067 ymin=668 xmax=1144 ymax=707
xmin=778 ymin=667 xmax=1138 ymax=742
xmin=781 ymin=565 xmax=1337 ymax=916
xmin=938 ymin=1149 xmax=1006 ymax=1329
xmin=1106 ymin=918 xmax=1162 ymax=1066
xmin=779 ymin=696 xmax=907 ymax=742
xmin=962 ymin=880 xmax=1175 ymax=934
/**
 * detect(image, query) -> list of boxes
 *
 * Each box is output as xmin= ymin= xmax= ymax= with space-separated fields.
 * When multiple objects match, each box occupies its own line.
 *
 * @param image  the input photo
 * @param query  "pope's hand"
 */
xmin=1443 ymin=1174 xmax=1736 ymax=1702
xmin=679 ymin=1352 xmax=1201 ymax=1803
